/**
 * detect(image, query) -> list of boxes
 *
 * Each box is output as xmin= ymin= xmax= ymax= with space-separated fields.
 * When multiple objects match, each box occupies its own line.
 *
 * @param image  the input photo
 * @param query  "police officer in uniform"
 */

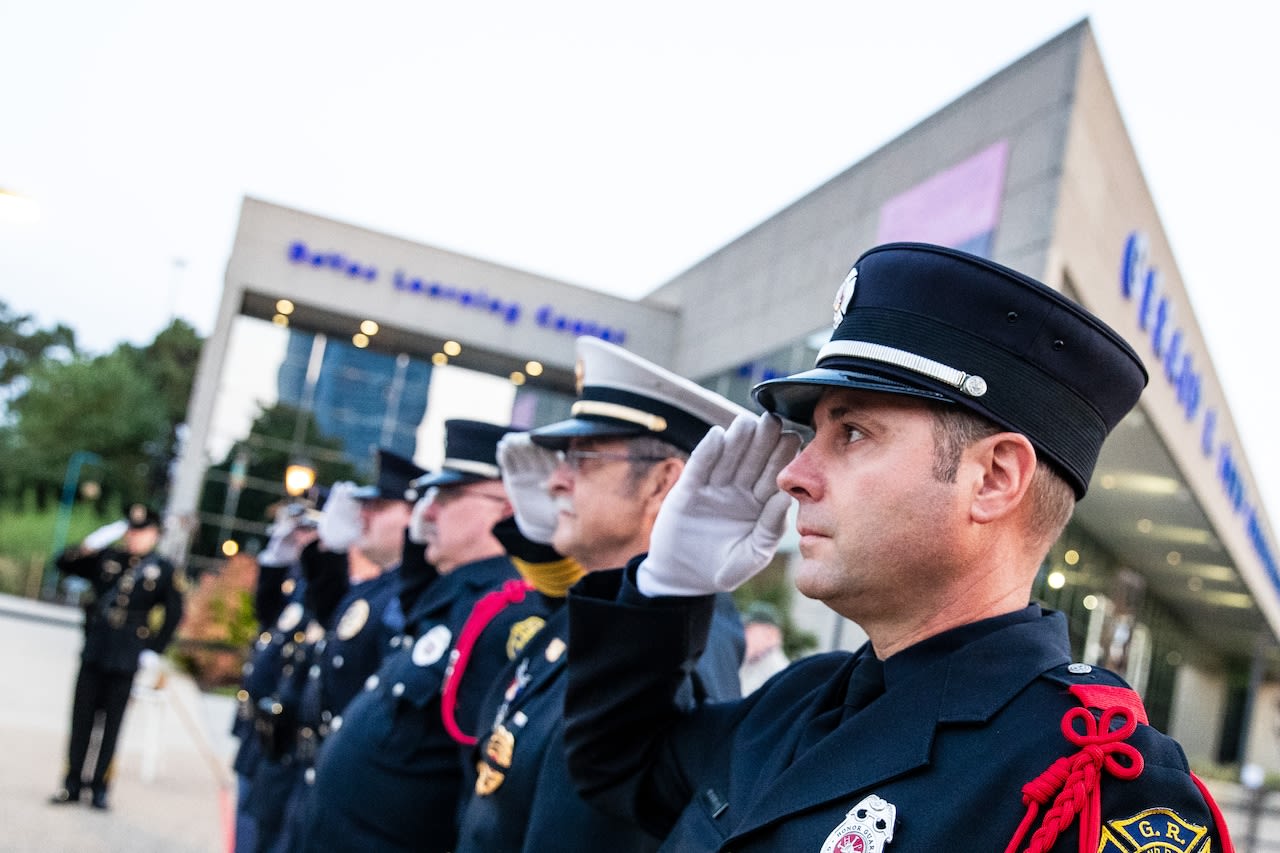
xmin=49 ymin=503 xmax=185 ymax=810
xmin=298 ymin=419 xmax=555 ymax=853
xmin=231 ymin=503 xmax=319 ymax=852
xmin=562 ymin=243 xmax=1234 ymax=851
xmin=249 ymin=449 xmax=423 ymax=852
xmin=453 ymin=337 xmax=748 ymax=853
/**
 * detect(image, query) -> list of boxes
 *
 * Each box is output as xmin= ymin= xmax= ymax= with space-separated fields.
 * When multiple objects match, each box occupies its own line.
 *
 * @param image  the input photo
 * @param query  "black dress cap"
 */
xmin=752 ymin=243 xmax=1148 ymax=498
xmin=352 ymin=449 xmax=428 ymax=502
xmin=126 ymin=503 xmax=161 ymax=529
xmin=410 ymin=420 xmax=513 ymax=491
xmin=530 ymin=337 xmax=748 ymax=454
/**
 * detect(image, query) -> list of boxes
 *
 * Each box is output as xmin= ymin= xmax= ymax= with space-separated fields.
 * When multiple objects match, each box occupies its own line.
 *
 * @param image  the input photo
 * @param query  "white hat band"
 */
xmin=818 ymin=339 xmax=988 ymax=398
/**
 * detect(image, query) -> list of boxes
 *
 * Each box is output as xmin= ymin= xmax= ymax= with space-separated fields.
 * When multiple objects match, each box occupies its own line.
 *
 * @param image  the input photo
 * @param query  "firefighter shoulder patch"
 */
xmin=1097 ymin=808 xmax=1209 ymax=852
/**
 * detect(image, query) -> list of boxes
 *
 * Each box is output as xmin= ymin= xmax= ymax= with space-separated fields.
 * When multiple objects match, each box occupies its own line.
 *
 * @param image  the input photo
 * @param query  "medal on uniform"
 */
xmin=475 ymin=761 xmax=505 ymax=796
xmin=507 ymin=616 xmax=545 ymax=659
xmin=475 ymin=724 xmax=517 ymax=796
xmin=545 ymin=637 xmax=566 ymax=662
xmin=412 ymin=624 xmax=452 ymax=667
xmin=485 ymin=724 xmax=516 ymax=767
xmin=336 ymin=598 xmax=369 ymax=640
xmin=143 ymin=563 xmax=161 ymax=581
xmin=819 ymin=794 xmax=896 ymax=853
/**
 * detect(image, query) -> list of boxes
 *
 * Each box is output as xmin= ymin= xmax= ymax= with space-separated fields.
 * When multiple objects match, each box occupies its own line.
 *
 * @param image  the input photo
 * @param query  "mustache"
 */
xmin=552 ymin=496 xmax=574 ymax=514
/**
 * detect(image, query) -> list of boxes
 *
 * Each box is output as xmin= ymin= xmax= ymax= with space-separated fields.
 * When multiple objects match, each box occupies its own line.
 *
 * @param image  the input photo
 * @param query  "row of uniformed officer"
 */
xmin=296 ymin=420 xmax=557 ymax=853
xmin=240 ymin=449 xmax=423 ymax=852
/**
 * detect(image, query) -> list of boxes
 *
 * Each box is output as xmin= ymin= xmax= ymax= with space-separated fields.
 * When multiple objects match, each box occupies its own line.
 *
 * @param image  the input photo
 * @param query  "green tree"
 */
xmin=0 ymin=302 xmax=78 ymax=507
xmin=0 ymin=300 xmax=77 ymax=392
xmin=9 ymin=350 xmax=169 ymax=507
xmin=117 ymin=319 xmax=204 ymax=493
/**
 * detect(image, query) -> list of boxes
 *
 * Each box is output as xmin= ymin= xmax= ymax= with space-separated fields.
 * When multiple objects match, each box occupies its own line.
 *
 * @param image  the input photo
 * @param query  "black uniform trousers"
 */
xmin=65 ymin=662 xmax=135 ymax=794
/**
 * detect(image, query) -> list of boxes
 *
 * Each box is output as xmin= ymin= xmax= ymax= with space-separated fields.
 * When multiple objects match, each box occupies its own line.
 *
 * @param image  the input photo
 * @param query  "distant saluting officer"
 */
xmin=49 ymin=503 xmax=184 ymax=810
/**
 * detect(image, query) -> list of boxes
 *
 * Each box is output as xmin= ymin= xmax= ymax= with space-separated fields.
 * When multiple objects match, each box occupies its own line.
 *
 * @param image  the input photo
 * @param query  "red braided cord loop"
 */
xmin=1004 ymin=706 xmax=1144 ymax=853
xmin=440 ymin=579 xmax=533 ymax=746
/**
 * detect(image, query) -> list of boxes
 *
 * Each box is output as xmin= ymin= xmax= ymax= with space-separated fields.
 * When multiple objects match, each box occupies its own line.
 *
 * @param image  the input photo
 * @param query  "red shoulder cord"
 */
xmin=1003 ymin=684 xmax=1235 ymax=853
xmin=440 ymin=579 xmax=534 ymax=746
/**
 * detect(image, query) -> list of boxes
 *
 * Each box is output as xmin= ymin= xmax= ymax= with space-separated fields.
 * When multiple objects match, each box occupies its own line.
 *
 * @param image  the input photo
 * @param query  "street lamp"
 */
xmin=284 ymin=460 xmax=317 ymax=497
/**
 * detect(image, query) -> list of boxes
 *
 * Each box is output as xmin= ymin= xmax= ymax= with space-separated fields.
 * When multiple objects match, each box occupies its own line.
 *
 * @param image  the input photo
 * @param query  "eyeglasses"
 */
xmin=556 ymin=449 xmax=670 ymax=473
xmin=422 ymin=485 xmax=509 ymax=508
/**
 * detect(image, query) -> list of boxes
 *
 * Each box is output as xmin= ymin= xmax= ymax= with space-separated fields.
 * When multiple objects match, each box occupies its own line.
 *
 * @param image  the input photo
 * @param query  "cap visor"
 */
xmin=753 ymin=367 xmax=950 ymax=422
xmin=528 ymin=417 xmax=648 ymax=450
xmin=411 ymin=470 xmax=487 ymax=490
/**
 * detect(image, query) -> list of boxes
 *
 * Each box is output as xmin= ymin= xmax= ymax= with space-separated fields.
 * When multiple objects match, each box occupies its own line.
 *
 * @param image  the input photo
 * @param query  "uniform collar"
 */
xmin=881 ymin=604 xmax=1042 ymax=691
xmin=729 ymin=607 xmax=1071 ymax=841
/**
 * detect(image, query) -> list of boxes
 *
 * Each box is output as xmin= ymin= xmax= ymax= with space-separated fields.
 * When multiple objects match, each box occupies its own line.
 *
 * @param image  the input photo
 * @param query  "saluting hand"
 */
xmin=638 ymin=412 xmax=801 ymax=597
xmin=317 ymin=481 xmax=362 ymax=551
xmin=497 ymin=432 xmax=560 ymax=545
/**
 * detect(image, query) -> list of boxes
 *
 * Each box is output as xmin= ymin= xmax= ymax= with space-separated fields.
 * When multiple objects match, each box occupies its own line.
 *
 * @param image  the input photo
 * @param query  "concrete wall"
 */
xmin=648 ymin=25 xmax=1087 ymax=382
xmin=1168 ymin=664 xmax=1227 ymax=764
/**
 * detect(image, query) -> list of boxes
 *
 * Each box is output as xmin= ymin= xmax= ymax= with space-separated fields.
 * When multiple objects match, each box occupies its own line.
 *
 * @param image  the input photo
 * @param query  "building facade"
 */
xmin=170 ymin=21 xmax=1280 ymax=771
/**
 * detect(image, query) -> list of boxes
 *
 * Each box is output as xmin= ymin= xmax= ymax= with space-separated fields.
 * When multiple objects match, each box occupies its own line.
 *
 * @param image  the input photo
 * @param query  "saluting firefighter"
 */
xmin=49 ymin=503 xmax=185 ymax=811
xmin=560 ymin=243 xmax=1234 ymax=851
xmin=453 ymin=336 xmax=748 ymax=853
xmin=297 ymin=419 xmax=558 ymax=853
xmin=247 ymin=449 xmax=423 ymax=853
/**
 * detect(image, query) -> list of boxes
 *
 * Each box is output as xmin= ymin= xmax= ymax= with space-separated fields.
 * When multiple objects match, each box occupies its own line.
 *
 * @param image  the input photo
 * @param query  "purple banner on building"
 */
xmin=876 ymin=139 xmax=1009 ymax=257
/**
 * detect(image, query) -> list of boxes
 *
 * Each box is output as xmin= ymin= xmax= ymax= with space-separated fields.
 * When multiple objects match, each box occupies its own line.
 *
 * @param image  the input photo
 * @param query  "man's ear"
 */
xmin=967 ymin=432 xmax=1037 ymax=525
xmin=644 ymin=457 xmax=686 ymax=507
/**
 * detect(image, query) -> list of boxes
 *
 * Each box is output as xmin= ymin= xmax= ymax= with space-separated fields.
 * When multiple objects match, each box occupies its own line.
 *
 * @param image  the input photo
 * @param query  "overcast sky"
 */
xmin=2 ymin=1 xmax=1277 ymax=516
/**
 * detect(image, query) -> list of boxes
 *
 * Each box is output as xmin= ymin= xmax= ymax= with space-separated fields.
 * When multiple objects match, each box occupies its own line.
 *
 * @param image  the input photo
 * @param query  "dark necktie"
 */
xmin=795 ymin=653 xmax=885 ymax=755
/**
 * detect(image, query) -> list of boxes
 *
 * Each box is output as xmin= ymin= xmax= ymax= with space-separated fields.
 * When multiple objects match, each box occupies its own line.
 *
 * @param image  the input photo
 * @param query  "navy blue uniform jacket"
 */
xmin=562 ymin=569 xmax=1231 ymax=852
xmin=56 ymin=547 xmax=184 ymax=673
xmin=299 ymin=555 xmax=554 ymax=853
xmin=455 ymin=579 xmax=746 ymax=853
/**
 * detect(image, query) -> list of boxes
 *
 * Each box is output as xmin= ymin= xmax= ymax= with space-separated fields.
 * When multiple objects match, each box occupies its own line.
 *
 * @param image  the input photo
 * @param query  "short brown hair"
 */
xmin=928 ymin=404 xmax=1075 ymax=544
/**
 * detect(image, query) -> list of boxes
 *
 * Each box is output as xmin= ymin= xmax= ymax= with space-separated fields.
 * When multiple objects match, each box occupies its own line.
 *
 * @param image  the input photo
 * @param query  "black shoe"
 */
xmin=89 ymin=789 xmax=109 ymax=810
xmin=48 ymin=788 xmax=80 ymax=805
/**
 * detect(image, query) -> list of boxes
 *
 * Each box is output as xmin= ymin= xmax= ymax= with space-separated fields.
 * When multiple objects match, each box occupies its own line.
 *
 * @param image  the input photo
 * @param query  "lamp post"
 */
xmin=44 ymin=450 xmax=102 ymax=600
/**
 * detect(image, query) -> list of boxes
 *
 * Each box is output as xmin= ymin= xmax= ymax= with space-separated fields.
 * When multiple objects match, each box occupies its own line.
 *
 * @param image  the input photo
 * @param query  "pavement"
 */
xmin=0 ymin=594 xmax=237 ymax=853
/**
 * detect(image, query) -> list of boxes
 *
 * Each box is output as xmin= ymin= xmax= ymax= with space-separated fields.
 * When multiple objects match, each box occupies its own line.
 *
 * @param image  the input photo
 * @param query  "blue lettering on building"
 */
xmin=288 ymin=240 xmax=378 ymax=281
xmin=534 ymin=305 xmax=626 ymax=344
xmin=286 ymin=239 xmax=626 ymax=342
xmin=1121 ymin=233 xmax=1202 ymax=423
xmin=392 ymin=269 xmax=522 ymax=325
xmin=1121 ymin=230 xmax=1278 ymax=596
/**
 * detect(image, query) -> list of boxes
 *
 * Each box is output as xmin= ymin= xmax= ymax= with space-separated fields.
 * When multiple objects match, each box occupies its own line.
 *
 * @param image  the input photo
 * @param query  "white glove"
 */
xmin=496 ymin=433 xmax=560 ymax=544
xmin=408 ymin=493 xmax=432 ymax=545
xmin=638 ymin=412 xmax=801 ymax=597
xmin=83 ymin=520 xmax=129 ymax=552
xmin=317 ymin=481 xmax=362 ymax=551
xmin=137 ymin=648 xmax=160 ymax=672
xmin=258 ymin=512 xmax=301 ymax=567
